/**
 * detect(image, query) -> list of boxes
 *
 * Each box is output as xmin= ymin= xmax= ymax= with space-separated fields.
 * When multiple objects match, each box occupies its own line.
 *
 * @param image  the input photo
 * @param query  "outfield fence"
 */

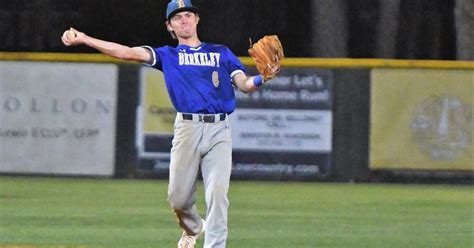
xmin=1 ymin=52 xmax=473 ymax=182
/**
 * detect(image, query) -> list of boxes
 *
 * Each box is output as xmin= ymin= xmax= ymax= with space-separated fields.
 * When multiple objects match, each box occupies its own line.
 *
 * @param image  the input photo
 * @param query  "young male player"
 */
xmin=61 ymin=0 xmax=281 ymax=247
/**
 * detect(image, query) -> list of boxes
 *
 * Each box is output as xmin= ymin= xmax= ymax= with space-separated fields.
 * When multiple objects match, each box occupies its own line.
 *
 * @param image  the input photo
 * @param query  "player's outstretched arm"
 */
xmin=61 ymin=27 xmax=152 ymax=64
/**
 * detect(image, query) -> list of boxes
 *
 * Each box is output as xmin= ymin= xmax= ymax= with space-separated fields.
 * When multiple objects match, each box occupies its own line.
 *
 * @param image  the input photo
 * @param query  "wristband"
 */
xmin=253 ymin=75 xmax=264 ymax=87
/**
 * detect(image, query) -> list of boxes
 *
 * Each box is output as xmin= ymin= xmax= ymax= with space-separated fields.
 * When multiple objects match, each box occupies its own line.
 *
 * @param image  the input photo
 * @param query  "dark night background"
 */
xmin=0 ymin=0 xmax=472 ymax=60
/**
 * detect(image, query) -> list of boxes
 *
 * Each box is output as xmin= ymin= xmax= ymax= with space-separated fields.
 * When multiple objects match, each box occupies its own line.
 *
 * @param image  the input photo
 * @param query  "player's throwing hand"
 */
xmin=61 ymin=27 xmax=84 ymax=46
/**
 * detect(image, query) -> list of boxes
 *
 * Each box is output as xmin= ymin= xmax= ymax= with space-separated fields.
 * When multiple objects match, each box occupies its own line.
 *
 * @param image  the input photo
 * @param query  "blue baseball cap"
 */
xmin=166 ymin=0 xmax=198 ymax=20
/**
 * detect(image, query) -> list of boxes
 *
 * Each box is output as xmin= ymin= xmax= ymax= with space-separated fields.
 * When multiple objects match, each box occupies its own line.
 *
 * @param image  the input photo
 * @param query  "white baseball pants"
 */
xmin=168 ymin=113 xmax=232 ymax=248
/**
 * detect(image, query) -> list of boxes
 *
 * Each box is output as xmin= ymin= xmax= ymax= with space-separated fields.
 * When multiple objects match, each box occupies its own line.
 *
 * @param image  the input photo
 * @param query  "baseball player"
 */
xmin=61 ymin=0 xmax=282 ymax=247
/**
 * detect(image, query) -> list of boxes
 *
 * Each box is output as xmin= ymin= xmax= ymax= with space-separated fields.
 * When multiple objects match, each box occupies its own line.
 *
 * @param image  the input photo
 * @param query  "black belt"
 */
xmin=181 ymin=113 xmax=227 ymax=123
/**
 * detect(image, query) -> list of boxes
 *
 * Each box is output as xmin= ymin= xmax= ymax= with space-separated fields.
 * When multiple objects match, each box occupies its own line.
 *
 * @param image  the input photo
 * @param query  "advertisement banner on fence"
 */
xmin=230 ymin=68 xmax=333 ymax=178
xmin=141 ymin=67 xmax=175 ymax=135
xmin=0 ymin=61 xmax=118 ymax=176
xmin=370 ymin=68 xmax=473 ymax=171
xmin=136 ymin=67 xmax=175 ymax=159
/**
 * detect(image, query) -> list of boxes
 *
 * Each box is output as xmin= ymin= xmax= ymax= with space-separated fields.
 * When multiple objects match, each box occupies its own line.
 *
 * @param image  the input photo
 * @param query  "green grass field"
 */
xmin=0 ymin=176 xmax=472 ymax=248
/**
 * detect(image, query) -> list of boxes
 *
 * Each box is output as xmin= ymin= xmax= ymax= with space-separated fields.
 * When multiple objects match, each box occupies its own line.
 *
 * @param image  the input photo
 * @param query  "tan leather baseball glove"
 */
xmin=248 ymin=35 xmax=284 ymax=81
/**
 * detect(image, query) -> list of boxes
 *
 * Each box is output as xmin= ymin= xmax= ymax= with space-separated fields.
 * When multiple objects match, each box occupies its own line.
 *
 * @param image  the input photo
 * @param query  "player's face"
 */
xmin=168 ymin=11 xmax=199 ymax=39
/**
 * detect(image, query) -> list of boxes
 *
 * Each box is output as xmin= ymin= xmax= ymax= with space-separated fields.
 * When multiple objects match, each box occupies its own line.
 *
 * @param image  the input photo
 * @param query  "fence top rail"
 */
xmin=1 ymin=52 xmax=473 ymax=70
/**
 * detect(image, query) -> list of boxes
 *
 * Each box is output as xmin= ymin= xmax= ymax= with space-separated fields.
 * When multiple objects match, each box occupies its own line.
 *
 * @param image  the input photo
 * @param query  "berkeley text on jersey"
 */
xmin=178 ymin=52 xmax=221 ymax=67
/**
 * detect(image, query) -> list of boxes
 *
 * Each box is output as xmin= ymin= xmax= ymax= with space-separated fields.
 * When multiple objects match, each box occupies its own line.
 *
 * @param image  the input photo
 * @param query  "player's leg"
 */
xmin=200 ymin=120 xmax=232 ymax=248
xmin=168 ymin=119 xmax=205 ymax=235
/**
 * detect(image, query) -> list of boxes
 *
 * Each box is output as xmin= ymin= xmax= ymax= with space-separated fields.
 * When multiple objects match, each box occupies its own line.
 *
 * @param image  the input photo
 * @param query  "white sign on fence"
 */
xmin=0 ymin=61 xmax=118 ymax=176
xmin=229 ymin=108 xmax=332 ymax=152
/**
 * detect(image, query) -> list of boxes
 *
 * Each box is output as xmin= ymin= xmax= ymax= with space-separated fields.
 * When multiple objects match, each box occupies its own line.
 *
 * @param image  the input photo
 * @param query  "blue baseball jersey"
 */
xmin=144 ymin=43 xmax=245 ymax=114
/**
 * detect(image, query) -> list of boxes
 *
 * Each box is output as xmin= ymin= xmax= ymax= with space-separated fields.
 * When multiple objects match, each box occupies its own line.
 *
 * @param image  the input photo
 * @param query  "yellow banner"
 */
xmin=370 ymin=69 xmax=473 ymax=170
xmin=142 ymin=67 xmax=175 ymax=134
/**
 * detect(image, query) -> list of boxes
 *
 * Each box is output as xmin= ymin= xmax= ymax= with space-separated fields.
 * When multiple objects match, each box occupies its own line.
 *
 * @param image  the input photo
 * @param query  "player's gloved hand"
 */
xmin=61 ymin=27 xmax=86 ymax=46
xmin=248 ymin=35 xmax=284 ymax=81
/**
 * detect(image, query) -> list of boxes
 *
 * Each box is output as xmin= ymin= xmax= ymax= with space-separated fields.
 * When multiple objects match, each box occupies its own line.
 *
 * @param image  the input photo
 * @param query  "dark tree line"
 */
xmin=0 ymin=0 xmax=472 ymax=60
